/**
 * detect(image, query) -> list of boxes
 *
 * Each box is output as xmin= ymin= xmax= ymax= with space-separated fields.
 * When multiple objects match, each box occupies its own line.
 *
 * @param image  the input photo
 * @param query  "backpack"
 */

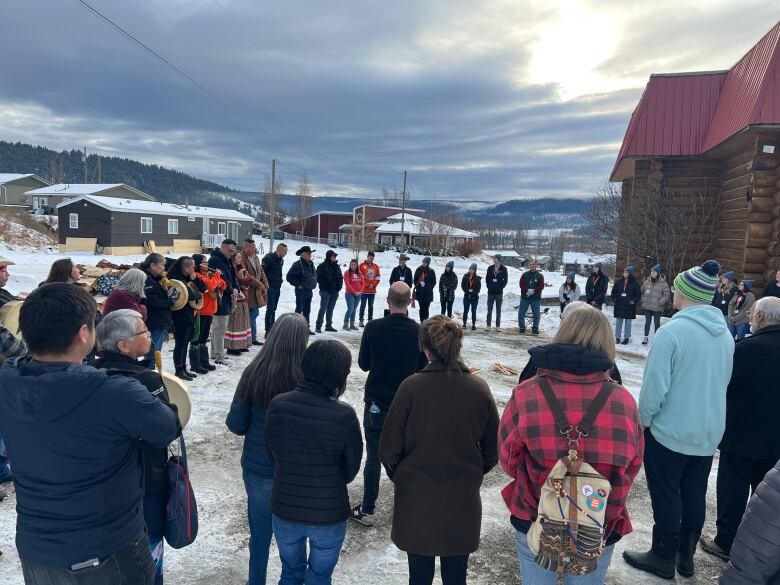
xmin=165 ymin=435 xmax=199 ymax=548
xmin=527 ymin=378 xmax=616 ymax=576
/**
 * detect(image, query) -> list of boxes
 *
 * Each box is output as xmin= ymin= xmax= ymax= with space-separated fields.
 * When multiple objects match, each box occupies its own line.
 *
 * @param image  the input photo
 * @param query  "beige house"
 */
xmin=24 ymin=183 xmax=155 ymax=214
xmin=0 ymin=174 xmax=52 ymax=207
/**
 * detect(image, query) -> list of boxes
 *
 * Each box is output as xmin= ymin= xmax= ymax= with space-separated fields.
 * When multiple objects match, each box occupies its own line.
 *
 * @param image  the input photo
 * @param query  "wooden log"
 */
xmin=749 ymin=157 xmax=780 ymax=171
xmin=767 ymin=242 xmax=780 ymax=256
xmin=753 ymin=186 xmax=777 ymax=198
xmin=750 ymin=197 xmax=775 ymax=213
xmin=722 ymin=174 xmax=752 ymax=190
xmin=747 ymin=237 xmax=772 ymax=248
xmin=751 ymin=170 xmax=779 ymax=188
xmin=720 ymin=208 xmax=748 ymax=222
xmin=721 ymin=186 xmax=752 ymax=203
xmin=744 ymin=272 xmax=766 ymax=282
xmin=773 ymin=206 xmax=780 ymax=218
xmin=720 ymin=228 xmax=748 ymax=241
xmin=745 ymin=262 xmax=769 ymax=273
xmin=770 ymin=257 xmax=780 ymax=270
xmin=774 ymin=191 xmax=780 ymax=205
xmin=776 ymin=178 xmax=780 ymax=189
xmin=746 ymin=247 xmax=769 ymax=264
xmin=721 ymin=196 xmax=750 ymax=212
xmin=716 ymin=249 xmax=746 ymax=264
xmin=749 ymin=223 xmax=773 ymax=238
xmin=750 ymin=212 xmax=775 ymax=223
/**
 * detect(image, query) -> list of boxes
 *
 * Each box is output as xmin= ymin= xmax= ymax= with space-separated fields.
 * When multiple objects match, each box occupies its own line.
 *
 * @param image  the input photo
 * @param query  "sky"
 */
xmin=0 ymin=0 xmax=777 ymax=201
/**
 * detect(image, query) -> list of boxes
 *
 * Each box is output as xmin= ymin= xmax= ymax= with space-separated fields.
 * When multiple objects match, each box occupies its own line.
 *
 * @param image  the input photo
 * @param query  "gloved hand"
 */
xmin=527 ymin=291 xmax=534 ymax=298
xmin=563 ymin=294 xmax=570 ymax=302
xmin=167 ymin=287 xmax=180 ymax=302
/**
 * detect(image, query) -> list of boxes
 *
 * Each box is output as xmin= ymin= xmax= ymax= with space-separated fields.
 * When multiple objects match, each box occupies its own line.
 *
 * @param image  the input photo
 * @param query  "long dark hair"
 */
xmin=167 ymin=256 xmax=194 ymax=282
xmin=233 ymin=313 xmax=308 ymax=408
xmin=140 ymin=253 xmax=165 ymax=272
xmin=44 ymin=258 xmax=75 ymax=284
xmin=302 ymin=339 xmax=352 ymax=398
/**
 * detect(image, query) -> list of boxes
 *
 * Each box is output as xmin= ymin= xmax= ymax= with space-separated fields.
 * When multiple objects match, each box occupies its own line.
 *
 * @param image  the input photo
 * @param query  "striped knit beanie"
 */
xmin=673 ymin=260 xmax=720 ymax=303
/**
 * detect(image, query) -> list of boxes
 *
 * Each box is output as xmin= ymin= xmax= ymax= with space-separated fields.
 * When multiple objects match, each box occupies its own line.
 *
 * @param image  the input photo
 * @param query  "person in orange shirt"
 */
xmin=193 ymin=253 xmax=227 ymax=370
xmin=359 ymin=252 xmax=381 ymax=327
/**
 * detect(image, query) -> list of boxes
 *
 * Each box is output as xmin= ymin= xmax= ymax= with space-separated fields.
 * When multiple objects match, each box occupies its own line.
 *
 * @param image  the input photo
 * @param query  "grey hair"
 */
xmin=97 ymin=309 xmax=143 ymax=353
xmin=115 ymin=268 xmax=147 ymax=299
xmin=561 ymin=300 xmax=590 ymax=319
xmin=754 ymin=296 xmax=780 ymax=325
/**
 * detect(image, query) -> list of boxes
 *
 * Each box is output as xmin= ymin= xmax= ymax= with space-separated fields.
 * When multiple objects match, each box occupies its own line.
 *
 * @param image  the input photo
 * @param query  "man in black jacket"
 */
xmin=261 ymin=242 xmax=287 ymax=335
xmin=0 ymin=284 xmax=178 ymax=584
xmin=350 ymin=282 xmax=428 ymax=526
xmin=700 ymin=297 xmax=780 ymax=562
xmin=208 ymin=239 xmax=238 ymax=363
xmin=586 ymin=262 xmax=609 ymax=309
xmin=286 ymin=246 xmax=317 ymax=333
xmin=389 ymin=254 xmax=413 ymax=287
xmin=315 ymin=250 xmax=344 ymax=333
xmin=486 ymin=254 xmax=508 ymax=330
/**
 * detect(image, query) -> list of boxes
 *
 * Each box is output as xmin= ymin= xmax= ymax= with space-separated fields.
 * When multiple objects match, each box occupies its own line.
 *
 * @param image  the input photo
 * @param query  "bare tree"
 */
xmin=294 ymin=174 xmax=314 ymax=234
xmin=587 ymin=179 xmax=719 ymax=277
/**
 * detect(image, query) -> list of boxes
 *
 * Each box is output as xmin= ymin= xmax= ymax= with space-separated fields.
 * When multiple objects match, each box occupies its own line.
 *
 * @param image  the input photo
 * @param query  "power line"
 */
xmin=69 ymin=0 xmax=336 ymax=180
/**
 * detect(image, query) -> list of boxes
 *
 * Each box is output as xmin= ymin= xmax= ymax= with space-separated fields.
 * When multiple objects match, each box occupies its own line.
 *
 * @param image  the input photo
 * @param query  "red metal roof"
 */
xmin=611 ymin=21 xmax=780 ymax=180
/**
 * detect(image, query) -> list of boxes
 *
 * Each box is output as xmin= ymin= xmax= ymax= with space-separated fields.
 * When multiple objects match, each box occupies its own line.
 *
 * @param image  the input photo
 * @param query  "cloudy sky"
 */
xmin=1 ymin=0 xmax=777 ymax=200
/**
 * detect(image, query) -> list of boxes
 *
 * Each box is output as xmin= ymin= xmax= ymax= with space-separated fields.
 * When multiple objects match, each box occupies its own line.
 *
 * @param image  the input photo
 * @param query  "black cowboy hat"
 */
xmin=296 ymin=245 xmax=316 ymax=255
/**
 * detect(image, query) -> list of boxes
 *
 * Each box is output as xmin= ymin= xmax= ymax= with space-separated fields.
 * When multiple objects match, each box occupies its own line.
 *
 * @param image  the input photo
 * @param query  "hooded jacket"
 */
xmin=728 ymin=290 xmax=755 ymax=326
xmin=641 ymin=276 xmax=671 ymax=313
xmin=0 ymin=358 xmax=178 ymax=568
xmin=102 ymin=289 xmax=148 ymax=321
xmin=316 ymin=259 xmax=344 ymax=293
xmin=639 ymin=304 xmax=735 ymax=456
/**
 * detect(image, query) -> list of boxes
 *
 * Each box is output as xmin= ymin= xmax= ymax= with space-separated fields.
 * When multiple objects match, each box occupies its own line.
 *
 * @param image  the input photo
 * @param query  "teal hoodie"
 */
xmin=639 ymin=304 xmax=734 ymax=456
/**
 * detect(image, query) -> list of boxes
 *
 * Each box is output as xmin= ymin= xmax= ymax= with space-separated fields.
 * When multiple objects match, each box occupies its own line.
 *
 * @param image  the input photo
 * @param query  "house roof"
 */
xmin=371 ymin=213 xmax=478 ymax=238
xmin=0 ymin=173 xmax=51 ymax=185
xmin=57 ymin=194 xmax=254 ymax=221
xmin=26 ymin=183 xmax=155 ymax=201
xmin=611 ymin=21 xmax=780 ymax=180
xmin=562 ymin=251 xmax=616 ymax=265
xmin=278 ymin=211 xmax=352 ymax=228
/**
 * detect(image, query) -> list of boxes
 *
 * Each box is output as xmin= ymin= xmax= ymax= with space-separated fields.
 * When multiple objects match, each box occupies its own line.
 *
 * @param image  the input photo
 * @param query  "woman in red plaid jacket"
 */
xmin=499 ymin=305 xmax=644 ymax=584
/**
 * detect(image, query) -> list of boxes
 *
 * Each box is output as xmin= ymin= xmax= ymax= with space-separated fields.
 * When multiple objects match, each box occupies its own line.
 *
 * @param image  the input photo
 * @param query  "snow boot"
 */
xmin=676 ymin=530 xmax=698 ymax=578
xmin=642 ymin=336 xmax=649 ymax=345
xmin=699 ymin=536 xmax=729 ymax=561
xmin=616 ymin=337 xmax=621 ymax=344
xmin=532 ymin=328 xmax=539 ymax=335
xmin=519 ymin=327 xmax=526 ymax=334
xmin=227 ymin=349 xmax=242 ymax=356
xmin=623 ymin=527 xmax=678 ymax=580
xmin=359 ymin=320 xmax=365 ymax=327
xmin=198 ymin=344 xmax=217 ymax=371
xmin=350 ymin=324 xmax=359 ymax=331
xmin=189 ymin=345 xmax=208 ymax=374
xmin=175 ymin=367 xmax=194 ymax=382
xmin=621 ymin=338 xmax=630 ymax=345
xmin=315 ymin=327 xmax=322 ymax=334
xmin=325 ymin=325 xmax=338 ymax=332
xmin=471 ymin=324 xmax=476 ymax=331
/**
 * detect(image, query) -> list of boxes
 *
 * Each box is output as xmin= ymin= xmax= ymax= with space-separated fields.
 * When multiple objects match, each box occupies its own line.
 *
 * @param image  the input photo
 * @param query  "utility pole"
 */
xmin=399 ymin=170 xmax=408 ymax=252
xmin=269 ymin=158 xmax=277 ymax=250
xmin=96 ymin=156 xmax=102 ymax=183
xmin=82 ymin=147 xmax=88 ymax=183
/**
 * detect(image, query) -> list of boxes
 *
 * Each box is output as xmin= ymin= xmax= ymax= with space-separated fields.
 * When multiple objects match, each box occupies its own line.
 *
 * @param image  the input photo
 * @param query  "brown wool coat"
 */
xmin=243 ymin=252 xmax=269 ymax=308
xmin=379 ymin=362 xmax=500 ymax=557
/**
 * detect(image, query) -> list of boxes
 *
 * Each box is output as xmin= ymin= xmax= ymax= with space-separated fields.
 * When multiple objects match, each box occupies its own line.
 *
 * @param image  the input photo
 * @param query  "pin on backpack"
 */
xmin=527 ymin=378 xmax=616 ymax=576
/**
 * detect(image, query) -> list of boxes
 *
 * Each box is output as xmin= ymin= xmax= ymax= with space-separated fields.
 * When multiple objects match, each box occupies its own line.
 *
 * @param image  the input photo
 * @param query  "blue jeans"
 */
xmin=315 ymin=290 xmax=338 ymax=329
xmin=518 ymin=298 xmax=540 ymax=331
xmin=142 ymin=328 xmax=168 ymax=369
xmin=248 ymin=307 xmax=260 ymax=342
xmin=244 ymin=473 xmax=274 ymax=585
xmin=344 ymin=293 xmax=359 ymax=326
xmin=295 ymin=289 xmax=313 ymax=324
xmin=727 ymin=322 xmax=750 ymax=340
xmin=615 ymin=317 xmax=633 ymax=339
xmin=515 ymin=530 xmax=614 ymax=584
xmin=0 ymin=437 xmax=10 ymax=481
xmin=272 ymin=515 xmax=347 ymax=585
xmin=359 ymin=293 xmax=375 ymax=321
xmin=265 ymin=287 xmax=281 ymax=332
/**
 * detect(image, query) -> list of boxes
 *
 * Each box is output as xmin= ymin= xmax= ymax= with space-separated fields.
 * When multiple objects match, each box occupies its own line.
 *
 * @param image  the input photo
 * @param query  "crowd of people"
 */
xmin=0 ymin=251 xmax=779 ymax=585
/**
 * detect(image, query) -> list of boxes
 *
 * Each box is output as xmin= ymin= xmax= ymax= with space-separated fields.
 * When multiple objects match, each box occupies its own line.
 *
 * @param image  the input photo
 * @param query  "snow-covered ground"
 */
xmin=0 ymin=236 xmax=726 ymax=584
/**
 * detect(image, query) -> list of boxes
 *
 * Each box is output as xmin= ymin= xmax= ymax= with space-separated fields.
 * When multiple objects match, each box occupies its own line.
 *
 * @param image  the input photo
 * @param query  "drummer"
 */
xmin=0 ymin=257 xmax=19 ymax=306
xmin=93 ymin=308 xmax=182 ymax=583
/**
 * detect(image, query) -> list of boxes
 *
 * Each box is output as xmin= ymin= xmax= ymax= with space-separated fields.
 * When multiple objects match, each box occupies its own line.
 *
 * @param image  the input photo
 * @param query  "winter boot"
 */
xmin=616 ymin=337 xmax=621 ymax=344
xmin=532 ymin=328 xmax=539 ymax=335
xmin=642 ymin=336 xmax=649 ymax=345
xmin=621 ymin=338 xmax=630 ymax=345
xmin=623 ymin=527 xmax=678 ymax=580
xmin=676 ymin=530 xmax=698 ymax=578
xmin=350 ymin=324 xmax=359 ymax=330
xmin=315 ymin=327 xmax=322 ymax=334
xmin=325 ymin=325 xmax=337 ymax=332
xmin=359 ymin=320 xmax=365 ymax=327
xmin=344 ymin=320 xmax=350 ymax=330
xmin=471 ymin=324 xmax=476 ymax=331
xmin=198 ymin=344 xmax=217 ymax=371
xmin=189 ymin=345 xmax=208 ymax=375
xmin=519 ymin=327 xmax=526 ymax=334
xmin=699 ymin=536 xmax=729 ymax=561
xmin=175 ymin=367 xmax=194 ymax=382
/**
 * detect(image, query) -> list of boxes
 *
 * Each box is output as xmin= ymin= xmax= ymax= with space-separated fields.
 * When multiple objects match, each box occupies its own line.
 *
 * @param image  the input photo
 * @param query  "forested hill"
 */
xmin=0 ymin=141 xmax=240 ymax=207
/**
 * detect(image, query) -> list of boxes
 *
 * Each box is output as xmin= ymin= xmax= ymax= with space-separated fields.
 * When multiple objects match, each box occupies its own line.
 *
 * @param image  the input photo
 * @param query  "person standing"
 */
xmin=139 ymin=253 xmax=177 ymax=369
xmin=389 ymin=254 xmax=413 ymax=287
xmin=315 ymin=250 xmax=344 ymax=333
xmin=242 ymin=239 xmax=269 ymax=346
xmin=641 ymin=264 xmax=671 ymax=345
xmin=93 ymin=309 xmax=182 ymax=584
xmin=439 ymin=261 xmax=458 ymax=317
xmin=167 ymin=256 xmax=206 ymax=379
xmin=461 ymin=263 xmax=481 ymax=331
xmin=226 ymin=313 xmax=309 ymax=585
xmin=412 ymin=257 xmax=437 ymax=323
xmin=261 ymin=243 xmax=288 ymax=335
xmin=558 ymin=272 xmax=580 ymax=319
xmin=265 ymin=340 xmax=363 ymax=585
xmin=762 ymin=269 xmax=780 ymax=298
xmin=611 ymin=266 xmax=641 ymax=345
xmin=343 ymin=259 xmax=363 ymax=331
xmin=485 ymin=254 xmax=508 ymax=330
xmin=359 ymin=251 xmax=381 ymax=326
xmin=699 ymin=297 xmax=780 ymax=562
xmin=518 ymin=258 xmax=544 ymax=335
xmin=624 ymin=260 xmax=734 ymax=580
xmin=712 ymin=272 xmax=737 ymax=319
xmin=727 ymin=280 xmax=755 ymax=341
xmin=500 ymin=306 xmax=644 ymax=584
xmin=0 ymin=257 xmax=21 ymax=489
xmin=102 ymin=268 xmax=148 ymax=320
xmin=585 ymin=262 xmax=609 ymax=309
xmin=209 ymin=239 xmax=238 ymax=365
xmin=192 ymin=254 xmax=226 ymax=371
xmin=0 ymin=283 xmax=178 ymax=584
xmin=380 ymin=316 xmax=499 ymax=585
xmin=226 ymin=252 xmax=253 ymax=355
xmin=350 ymin=283 xmax=428 ymax=526
xmin=286 ymin=246 xmax=318 ymax=335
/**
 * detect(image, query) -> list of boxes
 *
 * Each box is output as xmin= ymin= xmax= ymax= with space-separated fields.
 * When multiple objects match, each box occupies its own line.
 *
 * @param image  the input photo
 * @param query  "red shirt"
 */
xmin=499 ymin=369 xmax=643 ymax=540
xmin=344 ymin=269 xmax=364 ymax=295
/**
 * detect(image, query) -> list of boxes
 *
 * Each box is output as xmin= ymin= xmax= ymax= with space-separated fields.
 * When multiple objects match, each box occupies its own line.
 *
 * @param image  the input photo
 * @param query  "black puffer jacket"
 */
xmin=316 ymin=260 xmax=343 ymax=293
xmin=262 ymin=252 xmax=285 ymax=289
xmin=265 ymin=380 xmax=363 ymax=524
xmin=485 ymin=264 xmax=508 ymax=295
xmin=141 ymin=271 xmax=174 ymax=331
xmin=439 ymin=270 xmax=458 ymax=301
xmin=461 ymin=273 xmax=482 ymax=300
xmin=286 ymin=259 xmax=317 ymax=291
xmin=586 ymin=272 xmax=609 ymax=305
xmin=413 ymin=266 xmax=437 ymax=303
xmin=208 ymin=248 xmax=237 ymax=316
xmin=518 ymin=343 xmax=622 ymax=385
xmin=720 ymin=460 xmax=780 ymax=585
xmin=611 ymin=276 xmax=641 ymax=319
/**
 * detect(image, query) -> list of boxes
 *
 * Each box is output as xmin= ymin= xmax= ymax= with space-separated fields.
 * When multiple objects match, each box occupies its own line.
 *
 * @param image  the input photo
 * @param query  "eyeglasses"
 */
xmin=133 ymin=328 xmax=151 ymax=337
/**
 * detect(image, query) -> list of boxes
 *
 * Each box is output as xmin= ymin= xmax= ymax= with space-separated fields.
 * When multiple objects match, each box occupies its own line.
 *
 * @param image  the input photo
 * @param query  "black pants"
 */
xmin=361 ymin=403 xmax=387 ymax=514
xmin=407 ymin=553 xmax=469 ymax=585
xmin=172 ymin=316 xmax=194 ymax=369
xmin=197 ymin=315 xmax=213 ymax=345
xmin=265 ymin=287 xmax=281 ymax=332
xmin=644 ymin=310 xmax=662 ymax=336
xmin=294 ymin=288 xmax=313 ymax=324
xmin=359 ymin=293 xmax=375 ymax=321
xmin=21 ymin=531 xmax=155 ymax=585
xmin=715 ymin=452 xmax=776 ymax=553
xmin=418 ymin=300 xmax=431 ymax=322
xmin=486 ymin=293 xmax=502 ymax=326
xmin=463 ymin=297 xmax=477 ymax=326
xmin=440 ymin=298 xmax=453 ymax=317
xmin=644 ymin=428 xmax=713 ymax=538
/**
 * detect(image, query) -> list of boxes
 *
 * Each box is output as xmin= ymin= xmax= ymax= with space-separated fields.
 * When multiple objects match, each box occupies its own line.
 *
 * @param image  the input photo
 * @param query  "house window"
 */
xmin=141 ymin=217 xmax=153 ymax=234
xmin=69 ymin=213 xmax=79 ymax=229
xmin=227 ymin=221 xmax=239 ymax=241
xmin=217 ymin=221 xmax=226 ymax=235
xmin=168 ymin=219 xmax=179 ymax=234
